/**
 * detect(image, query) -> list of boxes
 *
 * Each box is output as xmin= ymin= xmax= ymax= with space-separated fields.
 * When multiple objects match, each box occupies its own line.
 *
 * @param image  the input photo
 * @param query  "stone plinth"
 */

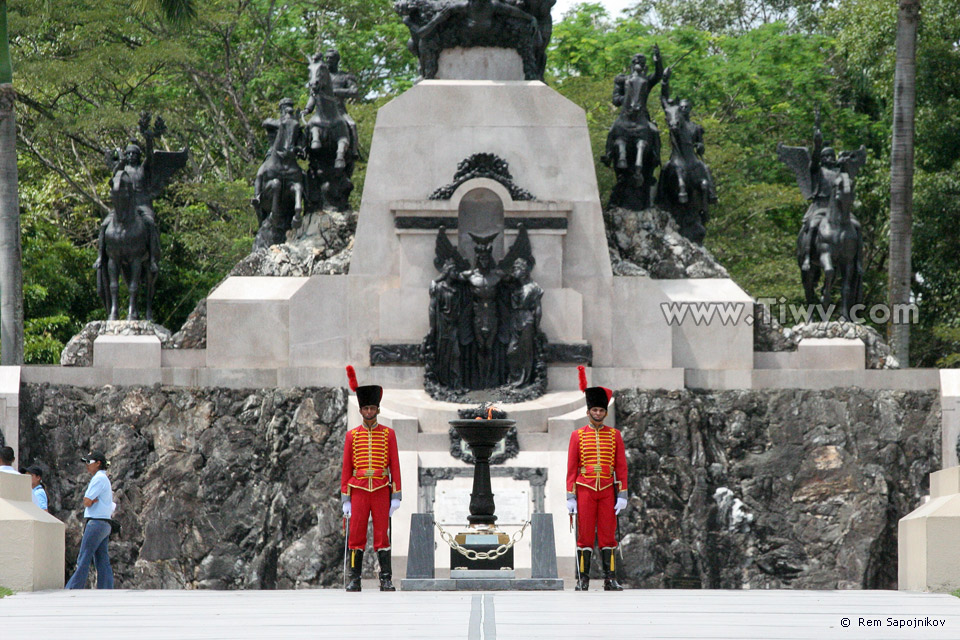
xmin=438 ymin=47 xmax=525 ymax=81
xmin=0 ymin=472 xmax=65 ymax=591
xmin=0 ymin=366 xmax=19 ymax=460
xmin=93 ymin=335 xmax=162 ymax=369
xmin=657 ymin=279 xmax=754 ymax=370
xmin=899 ymin=466 xmax=960 ymax=592
xmin=796 ymin=338 xmax=865 ymax=370
xmin=206 ymin=277 xmax=309 ymax=368
xmin=941 ymin=371 xmax=960 ymax=469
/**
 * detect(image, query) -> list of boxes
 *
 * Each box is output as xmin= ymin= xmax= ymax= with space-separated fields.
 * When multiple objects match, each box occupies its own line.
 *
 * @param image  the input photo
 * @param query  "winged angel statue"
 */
xmin=422 ymin=224 xmax=546 ymax=395
xmin=778 ymin=118 xmax=866 ymax=319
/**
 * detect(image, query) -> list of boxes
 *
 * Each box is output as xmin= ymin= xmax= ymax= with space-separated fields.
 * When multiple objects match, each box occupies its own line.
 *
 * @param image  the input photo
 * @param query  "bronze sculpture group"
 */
xmin=779 ymin=115 xmax=866 ymax=320
xmin=422 ymin=225 xmax=546 ymax=398
xmin=395 ymin=0 xmax=555 ymax=81
xmin=97 ymin=113 xmax=187 ymax=322
xmin=252 ymin=48 xmax=359 ymax=250
xmin=602 ymin=48 xmax=717 ymax=245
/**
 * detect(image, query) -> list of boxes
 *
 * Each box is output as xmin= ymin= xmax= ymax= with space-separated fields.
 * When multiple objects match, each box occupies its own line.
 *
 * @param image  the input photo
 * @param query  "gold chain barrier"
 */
xmin=435 ymin=520 xmax=532 ymax=561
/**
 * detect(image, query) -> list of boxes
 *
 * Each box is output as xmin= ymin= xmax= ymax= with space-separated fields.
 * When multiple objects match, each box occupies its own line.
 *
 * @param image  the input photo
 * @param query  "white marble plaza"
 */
xmin=2 ymin=588 xmax=960 ymax=639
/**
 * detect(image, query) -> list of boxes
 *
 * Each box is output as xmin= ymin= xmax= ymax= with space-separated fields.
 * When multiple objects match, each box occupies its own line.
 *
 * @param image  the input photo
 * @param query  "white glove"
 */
xmin=389 ymin=498 xmax=401 ymax=516
xmin=566 ymin=497 xmax=577 ymax=514
xmin=342 ymin=500 xmax=351 ymax=517
xmin=615 ymin=496 xmax=628 ymax=515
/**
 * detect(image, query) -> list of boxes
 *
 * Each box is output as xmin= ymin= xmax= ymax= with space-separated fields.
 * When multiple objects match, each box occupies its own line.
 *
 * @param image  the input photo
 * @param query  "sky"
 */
xmin=553 ymin=0 xmax=637 ymax=18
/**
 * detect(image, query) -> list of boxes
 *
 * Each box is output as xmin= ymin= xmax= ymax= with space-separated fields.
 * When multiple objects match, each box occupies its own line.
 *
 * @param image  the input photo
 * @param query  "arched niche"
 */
xmin=457 ymin=187 xmax=505 ymax=263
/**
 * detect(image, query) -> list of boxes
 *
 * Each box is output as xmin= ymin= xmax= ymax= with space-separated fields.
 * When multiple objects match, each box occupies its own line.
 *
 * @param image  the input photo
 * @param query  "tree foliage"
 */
xmin=7 ymin=1 xmax=960 ymax=366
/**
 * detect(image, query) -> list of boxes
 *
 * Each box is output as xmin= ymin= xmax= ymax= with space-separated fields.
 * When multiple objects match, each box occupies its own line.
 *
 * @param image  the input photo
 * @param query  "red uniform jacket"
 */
xmin=340 ymin=424 xmax=402 ymax=500
xmin=566 ymin=424 xmax=628 ymax=498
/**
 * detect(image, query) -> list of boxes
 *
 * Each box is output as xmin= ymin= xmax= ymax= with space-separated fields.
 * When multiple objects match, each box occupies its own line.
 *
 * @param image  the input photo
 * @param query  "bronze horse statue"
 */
xmin=802 ymin=170 xmax=863 ymax=320
xmin=303 ymin=61 xmax=356 ymax=211
xmin=656 ymin=68 xmax=717 ymax=244
xmin=97 ymin=171 xmax=157 ymax=321
xmin=602 ymin=48 xmax=663 ymax=210
xmin=252 ymin=98 xmax=306 ymax=249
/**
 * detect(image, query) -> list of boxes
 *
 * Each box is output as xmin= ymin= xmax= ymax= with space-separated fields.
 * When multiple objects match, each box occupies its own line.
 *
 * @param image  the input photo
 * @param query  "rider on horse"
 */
xmin=660 ymin=67 xmax=718 ymax=206
xmin=604 ymin=47 xmax=663 ymax=175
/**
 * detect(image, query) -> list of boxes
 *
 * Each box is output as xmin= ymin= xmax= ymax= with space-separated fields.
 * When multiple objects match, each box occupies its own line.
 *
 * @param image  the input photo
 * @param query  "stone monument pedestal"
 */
xmin=0 ymin=472 xmax=66 ymax=591
xmin=899 ymin=466 xmax=960 ymax=592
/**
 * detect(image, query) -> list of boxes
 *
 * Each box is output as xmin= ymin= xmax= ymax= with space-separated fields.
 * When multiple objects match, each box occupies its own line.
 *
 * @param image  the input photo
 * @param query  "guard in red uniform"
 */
xmin=567 ymin=366 xmax=628 ymax=591
xmin=341 ymin=366 xmax=402 ymax=592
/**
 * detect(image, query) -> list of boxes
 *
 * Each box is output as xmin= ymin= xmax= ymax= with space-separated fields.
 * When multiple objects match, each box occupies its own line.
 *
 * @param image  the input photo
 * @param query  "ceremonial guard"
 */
xmin=341 ymin=366 xmax=402 ymax=592
xmin=566 ymin=366 xmax=628 ymax=591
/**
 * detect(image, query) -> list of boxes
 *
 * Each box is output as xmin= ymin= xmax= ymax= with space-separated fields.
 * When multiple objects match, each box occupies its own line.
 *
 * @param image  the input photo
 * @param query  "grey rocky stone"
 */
xmin=18 ymin=384 xmax=350 ymax=589
xmin=605 ymin=206 xmax=728 ymax=279
xmin=614 ymin=387 xmax=939 ymax=589
xmin=60 ymin=320 xmax=173 ymax=367
xmin=168 ymin=209 xmax=354 ymax=349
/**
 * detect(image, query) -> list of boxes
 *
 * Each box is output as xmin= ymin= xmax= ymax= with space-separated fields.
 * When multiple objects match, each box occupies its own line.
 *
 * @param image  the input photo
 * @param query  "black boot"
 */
xmin=574 ymin=548 xmax=591 ymax=591
xmin=377 ymin=549 xmax=396 ymax=591
xmin=345 ymin=549 xmax=363 ymax=592
xmin=601 ymin=548 xmax=623 ymax=591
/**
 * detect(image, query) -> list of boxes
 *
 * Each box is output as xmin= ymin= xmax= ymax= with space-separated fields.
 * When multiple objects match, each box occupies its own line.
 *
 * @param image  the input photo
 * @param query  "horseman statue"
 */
xmin=302 ymin=49 xmax=358 ymax=212
xmin=778 ymin=116 xmax=866 ymax=320
xmin=656 ymin=66 xmax=718 ymax=244
xmin=252 ymin=98 xmax=306 ymax=249
xmin=602 ymin=47 xmax=663 ymax=210
xmin=97 ymin=112 xmax=187 ymax=321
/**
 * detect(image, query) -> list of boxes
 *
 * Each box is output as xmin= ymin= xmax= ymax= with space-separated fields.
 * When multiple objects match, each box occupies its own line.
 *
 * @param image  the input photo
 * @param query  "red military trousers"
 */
xmin=576 ymin=484 xmax=617 ymax=549
xmin=348 ymin=488 xmax=391 ymax=551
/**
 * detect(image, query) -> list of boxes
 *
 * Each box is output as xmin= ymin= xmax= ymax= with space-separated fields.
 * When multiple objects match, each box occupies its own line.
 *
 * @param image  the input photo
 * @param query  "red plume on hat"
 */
xmin=578 ymin=365 xmax=612 ymax=409
xmin=345 ymin=365 xmax=359 ymax=392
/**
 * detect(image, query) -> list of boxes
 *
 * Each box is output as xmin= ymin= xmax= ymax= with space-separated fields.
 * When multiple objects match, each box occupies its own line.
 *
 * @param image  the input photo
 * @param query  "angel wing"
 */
xmin=147 ymin=149 xmax=188 ymax=197
xmin=777 ymin=143 xmax=814 ymax=200
xmin=838 ymin=145 xmax=867 ymax=180
xmin=433 ymin=226 xmax=469 ymax=272
xmin=499 ymin=224 xmax=535 ymax=271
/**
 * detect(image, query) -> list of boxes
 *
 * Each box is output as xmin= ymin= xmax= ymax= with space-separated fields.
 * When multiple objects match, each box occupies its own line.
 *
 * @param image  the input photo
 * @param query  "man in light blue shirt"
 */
xmin=65 ymin=450 xmax=115 ymax=589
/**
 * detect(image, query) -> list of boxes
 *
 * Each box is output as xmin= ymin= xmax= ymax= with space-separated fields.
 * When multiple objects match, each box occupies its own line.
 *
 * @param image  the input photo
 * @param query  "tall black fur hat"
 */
xmin=578 ymin=365 xmax=612 ymax=409
xmin=346 ymin=365 xmax=382 ymax=407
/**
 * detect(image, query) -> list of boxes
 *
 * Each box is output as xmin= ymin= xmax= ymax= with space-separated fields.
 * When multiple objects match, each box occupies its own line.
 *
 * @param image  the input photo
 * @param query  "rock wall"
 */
xmin=614 ymin=388 xmax=939 ymax=589
xmin=18 ymin=384 xmax=350 ymax=589
xmin=17 ymin=384 xmax=939 ymax=590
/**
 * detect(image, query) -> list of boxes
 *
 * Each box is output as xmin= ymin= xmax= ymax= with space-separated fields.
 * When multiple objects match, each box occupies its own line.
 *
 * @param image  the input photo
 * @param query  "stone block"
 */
xmin=0 ymin=472 xmax=66 ymax=591
xmin=288 ymin=276 xmax=352 ymax=367
xmin=796 ymin=338 xmax=865 ymax=370
xmin=608 ymin=277 xmax=673 ymax=370
xmin=530 ymin=512 xmax=559 ymax=579
xmin=438 ymin=47 xmax=524 ymax=81
xmin=541 ymin=289 xmax=582 ymax=342
xmin=379 ymin=288 xmax=430 ymax=341
xmin=160 ymin=349 xmax=206 ymax=368
xmin=657 ymin=279 xmax=754 ymax=370
xmin=941 ymin=371 xmax=960 ymax=469
xmin=93 ymin=335 xmax=161 ymax=369
xmin=406 ymin=514 xmax=436 ymax=579
xmin=899 ymin=466 xmax=960 ymax=592
xmin=0 ymin=366 xmax=19 ymax=459
xmin=207 ymin=277 xmax=309 ymax=368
